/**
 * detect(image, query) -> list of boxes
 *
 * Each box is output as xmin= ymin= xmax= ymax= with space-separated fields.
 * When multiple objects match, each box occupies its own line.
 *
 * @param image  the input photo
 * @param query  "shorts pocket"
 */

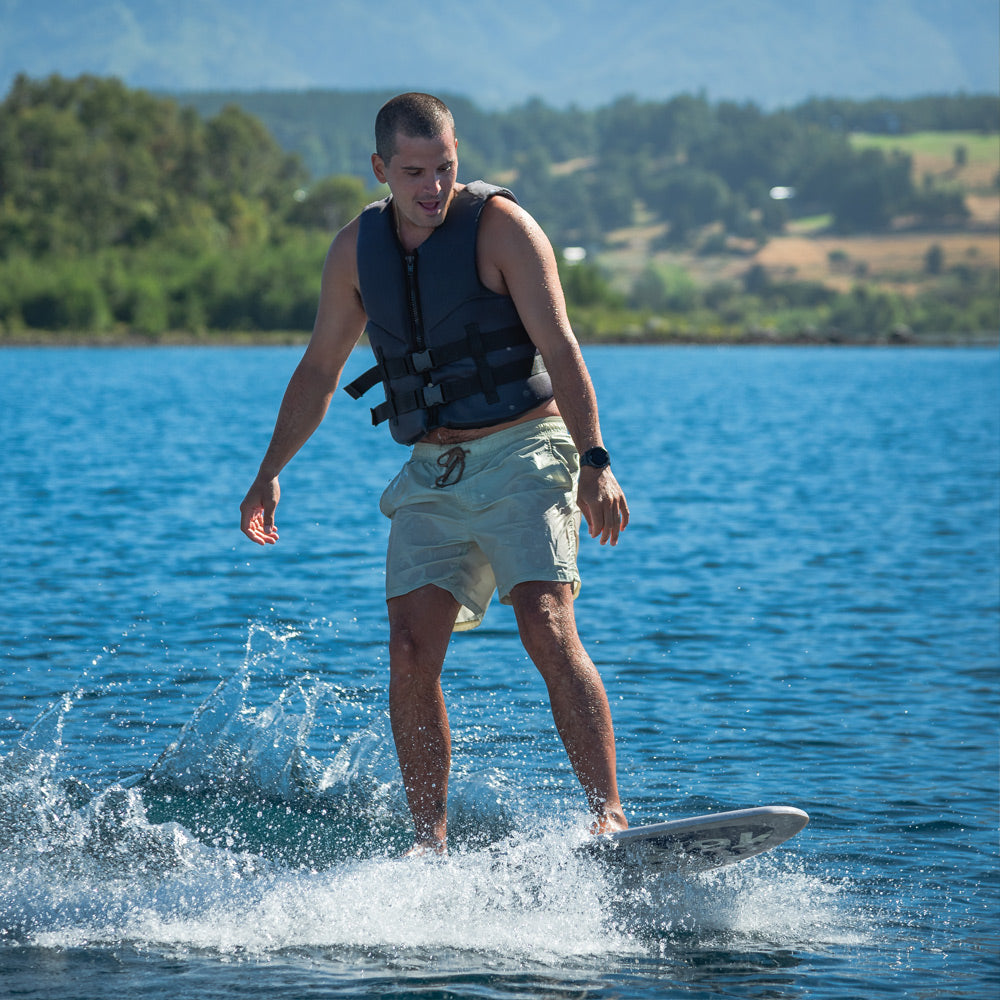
xmin=543 ymin=437 xmax=579 ymax=488
xmin=379 ymin=467 xmax=408 ymax=518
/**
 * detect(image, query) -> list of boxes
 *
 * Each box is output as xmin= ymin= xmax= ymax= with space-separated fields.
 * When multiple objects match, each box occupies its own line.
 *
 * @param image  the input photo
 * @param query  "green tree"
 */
xmin=925 ymin=244 xmax=944 ymax=275
xmin=558 ymin=257 xmax=623 ymax=309
xmin=646 ymin=167 xmax=731 ymax=244
xmin=287 ymin=175 xmax=368 ymax=230
xmin=630 ymin=263 xmax=699 ymax=312
xmin=0 ymin=74 xmax=307 ymax=258
xmin=799 ymin=146 xmax=914 ymax=232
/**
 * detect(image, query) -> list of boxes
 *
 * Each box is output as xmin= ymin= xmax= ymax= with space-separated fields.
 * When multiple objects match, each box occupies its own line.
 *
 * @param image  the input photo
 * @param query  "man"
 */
xmin=240 ymin=93 xmax=628 ymax=854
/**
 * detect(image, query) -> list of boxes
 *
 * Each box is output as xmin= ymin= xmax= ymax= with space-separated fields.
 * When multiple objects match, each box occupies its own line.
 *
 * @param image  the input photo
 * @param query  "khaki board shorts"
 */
xmin=379 ymin=416 xmax=582 ymax=630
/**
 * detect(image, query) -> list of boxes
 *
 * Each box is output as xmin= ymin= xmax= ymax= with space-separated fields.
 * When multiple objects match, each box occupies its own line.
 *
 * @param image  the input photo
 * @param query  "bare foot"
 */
xmin=590 ymin=810 xmax=628 ymax=836
xmin=400 ymin=838 xmax=448 ymax=858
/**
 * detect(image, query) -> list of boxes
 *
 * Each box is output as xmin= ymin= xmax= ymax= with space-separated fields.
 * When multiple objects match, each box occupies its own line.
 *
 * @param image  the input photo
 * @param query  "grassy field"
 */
xmin=849 ymin=130 xmax=999 ymax=193
xmin=598 ymin=130 xmax=999 ymax=298
xmin=751 ymin=230 xmax=998 ymax=292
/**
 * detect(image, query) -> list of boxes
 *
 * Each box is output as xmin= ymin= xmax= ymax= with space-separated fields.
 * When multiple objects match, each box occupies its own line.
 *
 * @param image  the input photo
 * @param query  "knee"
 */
xmin=389 ymin=622 xmax=444 ymax=687
xmin=513 ymin=586 xmax=579 ymax=665
xmin=389 ymin=623 xmax=423 ymax=671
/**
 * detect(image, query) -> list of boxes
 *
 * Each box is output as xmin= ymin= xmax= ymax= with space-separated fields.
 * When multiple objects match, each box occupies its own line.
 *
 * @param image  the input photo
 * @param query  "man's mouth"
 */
xmin=418 ymin=200 xmax=441 ymax=214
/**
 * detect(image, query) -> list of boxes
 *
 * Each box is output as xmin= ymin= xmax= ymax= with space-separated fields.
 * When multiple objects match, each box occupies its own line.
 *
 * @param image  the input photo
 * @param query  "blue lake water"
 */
xmin=1 ymin=344 xmax=998 ymax=999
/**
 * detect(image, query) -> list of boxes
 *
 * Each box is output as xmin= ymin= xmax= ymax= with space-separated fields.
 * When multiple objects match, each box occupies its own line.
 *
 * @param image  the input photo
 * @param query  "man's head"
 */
xmin=371 ymin=93 xmax=459 ymax=248
xmin=374 ymin=92 xmax=455 ymax=165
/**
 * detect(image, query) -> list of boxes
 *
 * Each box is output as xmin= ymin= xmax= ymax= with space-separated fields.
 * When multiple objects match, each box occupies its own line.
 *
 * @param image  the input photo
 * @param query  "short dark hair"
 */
xmin=375 ymin=93 xmax=455 ymax=163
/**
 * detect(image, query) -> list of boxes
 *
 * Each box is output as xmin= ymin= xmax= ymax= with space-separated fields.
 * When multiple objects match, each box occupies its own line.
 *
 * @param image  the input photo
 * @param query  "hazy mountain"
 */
xmin=1 ymin=0 xmax=997 ymax=108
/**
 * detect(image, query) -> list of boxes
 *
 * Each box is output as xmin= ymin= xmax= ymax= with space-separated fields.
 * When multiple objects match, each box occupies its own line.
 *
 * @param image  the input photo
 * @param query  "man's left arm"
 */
xmin=482 ymin=197 xmax=629 ymax=545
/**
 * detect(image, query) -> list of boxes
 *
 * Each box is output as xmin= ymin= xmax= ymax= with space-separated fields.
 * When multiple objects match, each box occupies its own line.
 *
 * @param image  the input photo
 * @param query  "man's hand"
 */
xmin=577 ymin=467 xmax=629 ymax=546
xmin=240 ymin=475 xmax=280 ymax=545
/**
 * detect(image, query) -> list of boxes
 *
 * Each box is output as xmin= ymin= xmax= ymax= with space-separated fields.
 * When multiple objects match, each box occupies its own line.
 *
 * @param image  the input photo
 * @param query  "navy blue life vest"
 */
xmin=344 ymin=181 xmax=553 ymax=445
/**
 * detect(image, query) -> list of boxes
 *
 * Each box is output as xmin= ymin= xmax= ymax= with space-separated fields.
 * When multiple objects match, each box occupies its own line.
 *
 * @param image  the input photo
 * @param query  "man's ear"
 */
xmin=371 ymin=153 xmax=387 ymax=185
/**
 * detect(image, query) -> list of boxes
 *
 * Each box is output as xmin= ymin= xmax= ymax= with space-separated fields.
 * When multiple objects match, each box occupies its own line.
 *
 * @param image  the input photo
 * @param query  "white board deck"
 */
xmin=590 ymin=805 xmax=809 ymax=872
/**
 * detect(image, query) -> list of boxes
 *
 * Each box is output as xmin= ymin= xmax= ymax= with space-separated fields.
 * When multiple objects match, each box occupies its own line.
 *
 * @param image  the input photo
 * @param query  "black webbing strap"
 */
xmin=343 ymin=325 xmax=528 ymax=400
xmin=343 ymin=366 xmax=380 ymax=400
xmin=343 ymin=343 xmax=391 ymax=400
xmin=465 ymin=323 xmax=499 ymax=404
xmin=369 ymin=355 xmax=540 ymax=426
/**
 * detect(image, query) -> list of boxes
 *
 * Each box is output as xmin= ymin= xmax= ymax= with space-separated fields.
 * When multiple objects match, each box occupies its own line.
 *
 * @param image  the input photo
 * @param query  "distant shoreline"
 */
xmin=2 ymin=330 xmax=996 ymax=348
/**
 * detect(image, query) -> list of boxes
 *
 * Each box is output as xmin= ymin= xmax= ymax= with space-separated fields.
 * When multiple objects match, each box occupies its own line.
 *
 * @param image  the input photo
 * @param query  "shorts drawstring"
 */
xmin=434 ymin=446 xmax=469 ymax=487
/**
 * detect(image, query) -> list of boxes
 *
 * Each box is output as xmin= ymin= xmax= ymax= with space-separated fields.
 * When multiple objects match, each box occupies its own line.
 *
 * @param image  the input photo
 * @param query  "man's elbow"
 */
xmin=537 ymin=331 xmax=585 ymax=373
xmin=294 ymin=356 xmax=341 ymax=399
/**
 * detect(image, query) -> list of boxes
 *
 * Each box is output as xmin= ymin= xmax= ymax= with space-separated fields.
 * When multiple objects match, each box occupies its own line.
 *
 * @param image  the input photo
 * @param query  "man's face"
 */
xmin=371 ymin=129 xmax=459 ymax=248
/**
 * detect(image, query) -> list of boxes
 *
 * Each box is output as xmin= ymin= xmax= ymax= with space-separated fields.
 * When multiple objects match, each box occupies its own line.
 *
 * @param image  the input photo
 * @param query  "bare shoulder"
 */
xmin=305 ymin=215 xmax=367 ymax=373
xmin=476 ymin=191 xmax=575 ymax=350
xmin=324 ymin=215 xmax=361 ymax=280
xmin=479 ymin=192 xmax=547 ymax=248
xmin=478 ymin=193 xmax=556 ymax=294
xmin=315 ymin=215 xmax=365 ymax=312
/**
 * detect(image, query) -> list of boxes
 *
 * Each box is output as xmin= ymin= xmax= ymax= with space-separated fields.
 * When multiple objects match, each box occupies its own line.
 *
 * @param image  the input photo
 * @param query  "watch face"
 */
xmin=582 ymin=446 xmax=610 ymax=468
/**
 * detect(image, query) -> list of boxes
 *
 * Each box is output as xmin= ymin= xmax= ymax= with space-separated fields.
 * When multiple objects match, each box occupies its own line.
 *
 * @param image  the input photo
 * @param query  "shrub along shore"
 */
xmin=2 ymin=324 xmax=995 ymax=348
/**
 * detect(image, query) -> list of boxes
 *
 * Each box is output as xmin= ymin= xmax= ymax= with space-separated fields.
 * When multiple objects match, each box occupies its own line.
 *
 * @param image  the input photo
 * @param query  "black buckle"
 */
xmin=410 ymin=349 xmax=434 ymax=373
xmin=421 ymin=383 xmax=445 ymax=407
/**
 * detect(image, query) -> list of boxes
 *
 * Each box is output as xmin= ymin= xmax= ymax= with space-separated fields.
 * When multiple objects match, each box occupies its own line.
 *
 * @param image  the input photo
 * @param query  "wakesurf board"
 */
xmin=589 ymin=805 xmax=809 ymax=873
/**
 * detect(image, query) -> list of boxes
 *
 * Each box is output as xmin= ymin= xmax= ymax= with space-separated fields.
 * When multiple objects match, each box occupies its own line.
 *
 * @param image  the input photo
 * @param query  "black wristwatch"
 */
xmin=580 ymin=446 xmax=611 ymax=470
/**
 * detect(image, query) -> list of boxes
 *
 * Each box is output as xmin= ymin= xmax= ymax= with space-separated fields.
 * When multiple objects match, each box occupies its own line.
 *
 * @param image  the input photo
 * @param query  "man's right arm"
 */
xmin=240 ymin=219 xmax=368 ymax=545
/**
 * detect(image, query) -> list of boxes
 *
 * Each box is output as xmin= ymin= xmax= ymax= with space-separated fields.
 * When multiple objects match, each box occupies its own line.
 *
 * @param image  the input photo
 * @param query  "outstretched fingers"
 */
xmin=240 ymin=478 xmax=280 ymax=545
xmin=578 ymin=472 xmax=629 ymax=546
xmin=242 ymin=508 xmax=279 ymax=545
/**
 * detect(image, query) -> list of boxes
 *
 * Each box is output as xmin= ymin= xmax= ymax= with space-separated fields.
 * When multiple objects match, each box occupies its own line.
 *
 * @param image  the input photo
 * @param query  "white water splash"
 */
xmin=0 ymin=664 xmax=859 ymax=963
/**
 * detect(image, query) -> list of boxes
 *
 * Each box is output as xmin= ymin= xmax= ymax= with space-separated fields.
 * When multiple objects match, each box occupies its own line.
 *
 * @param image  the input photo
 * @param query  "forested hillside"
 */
xmin=185 ymin=89 xmax=998 ymax=246
xmin=0 ymin=75 xmax=369 ymax=333
xmin=1 ymin=75 xmax=996 ymax=341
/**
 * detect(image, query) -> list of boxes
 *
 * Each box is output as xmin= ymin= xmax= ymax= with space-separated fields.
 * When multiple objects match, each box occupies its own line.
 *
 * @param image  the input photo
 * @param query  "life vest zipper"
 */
xmin=404 ymin=253 xmax=425 ymax=351
xmin=404 ymin=251 xmax=437 ymax=421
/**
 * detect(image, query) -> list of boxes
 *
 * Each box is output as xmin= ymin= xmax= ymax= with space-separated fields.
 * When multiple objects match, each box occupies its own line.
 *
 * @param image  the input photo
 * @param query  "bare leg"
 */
xmin=387 ymin=584 xmax=461 ymax=853
xmin=510 ymin=581 xmax=627 ymax=833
